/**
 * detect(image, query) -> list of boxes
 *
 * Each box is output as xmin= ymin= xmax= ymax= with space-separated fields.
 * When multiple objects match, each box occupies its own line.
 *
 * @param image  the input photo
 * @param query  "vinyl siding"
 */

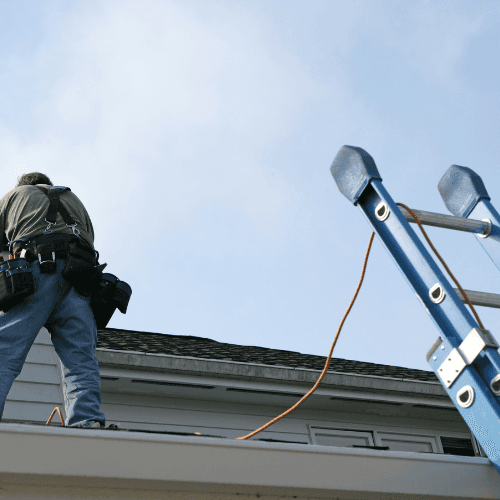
xmin=100 ymin=390 xmax=472 ymax=445
xmin=3 ymin=328 xmax=64 ymax=423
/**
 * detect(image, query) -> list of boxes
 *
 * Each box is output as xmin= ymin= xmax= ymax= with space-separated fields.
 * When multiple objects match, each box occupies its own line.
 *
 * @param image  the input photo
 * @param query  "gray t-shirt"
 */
xmin=0 ymin=185 xmax=94 ymax=250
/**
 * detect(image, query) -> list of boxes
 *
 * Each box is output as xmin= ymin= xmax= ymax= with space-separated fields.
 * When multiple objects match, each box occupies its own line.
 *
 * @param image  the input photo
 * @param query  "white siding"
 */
xmin=100 ymin=390 xmax=472 ymax=446
xmin=101 ymin=392 xmax=310 ymax=442
xmin=0 ymin=327 xmax=473 ymax=455
xmin=3 ymin=328 xmax=64 ymax=424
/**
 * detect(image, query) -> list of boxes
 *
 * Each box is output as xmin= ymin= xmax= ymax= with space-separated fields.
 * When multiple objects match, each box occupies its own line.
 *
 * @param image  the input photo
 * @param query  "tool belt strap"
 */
xmin=35 ymin=186 xmax=76 ymax=226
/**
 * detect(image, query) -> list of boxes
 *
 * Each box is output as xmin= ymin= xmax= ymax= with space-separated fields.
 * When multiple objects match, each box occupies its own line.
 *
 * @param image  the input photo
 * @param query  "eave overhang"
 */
xmin=96 ymin=348 xmax=448 ymax=399
xmin=1 ymin=423 xmax=499 ymax=500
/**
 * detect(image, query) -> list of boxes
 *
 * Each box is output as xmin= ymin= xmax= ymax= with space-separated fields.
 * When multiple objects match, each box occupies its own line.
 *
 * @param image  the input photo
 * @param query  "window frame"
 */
xmin=308 ymin=421 xmax=478 ymax=456
xmin=310 ymin=428 xmax=375 ymax=447
xmin=374 ymin=431 xmax=440 ymax=453
xmin=468 ymin=434 xmax=486 ymax=457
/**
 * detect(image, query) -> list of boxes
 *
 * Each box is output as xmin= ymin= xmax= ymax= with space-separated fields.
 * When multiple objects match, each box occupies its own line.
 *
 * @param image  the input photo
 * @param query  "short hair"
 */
xmin=16 ymin=173 xmax=53 ymax=187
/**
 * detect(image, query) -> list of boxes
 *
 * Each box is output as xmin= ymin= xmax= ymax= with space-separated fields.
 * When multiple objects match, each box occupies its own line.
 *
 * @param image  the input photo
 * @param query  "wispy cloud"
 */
xmin=1 ymin=0 xmax=315 ymax=247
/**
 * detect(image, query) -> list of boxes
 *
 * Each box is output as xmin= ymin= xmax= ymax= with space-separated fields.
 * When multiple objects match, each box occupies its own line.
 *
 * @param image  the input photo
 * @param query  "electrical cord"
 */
xmin=46 ymin=406 xmax=65 ymax=426
xmin=236 ymin=232 xmax=376 ymax=440
xmin=236 ymin=203 xmax=484 ymax=441
xmin=396 ymin=203 xmax=483 ymax=329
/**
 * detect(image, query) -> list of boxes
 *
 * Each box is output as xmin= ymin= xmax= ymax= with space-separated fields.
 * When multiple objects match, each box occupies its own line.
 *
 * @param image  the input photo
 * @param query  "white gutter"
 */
xmin=1 ymin=423 xmax=499 ymax=499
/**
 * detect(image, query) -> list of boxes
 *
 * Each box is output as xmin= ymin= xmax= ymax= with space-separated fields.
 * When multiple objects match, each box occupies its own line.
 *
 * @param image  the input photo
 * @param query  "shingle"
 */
xmin=97 ymin=328 xmax=438 ymax=383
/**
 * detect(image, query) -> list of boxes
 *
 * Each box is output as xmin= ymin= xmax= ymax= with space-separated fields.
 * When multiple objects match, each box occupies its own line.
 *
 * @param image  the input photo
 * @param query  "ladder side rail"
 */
xmin=332 ymin=146 xmax=500 ymax=473
xmin=439 ymin=165 xmax=500 ymax=272
xmin=360 ymin=181 xmax=500 ymax=388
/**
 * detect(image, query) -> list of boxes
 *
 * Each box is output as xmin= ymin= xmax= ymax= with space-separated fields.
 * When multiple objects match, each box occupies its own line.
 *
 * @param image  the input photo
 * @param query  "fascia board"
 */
xmin=1 ymin=423 xmax=499 ymax=499
xmin=96 ymin=349 xmax=446 ymax=398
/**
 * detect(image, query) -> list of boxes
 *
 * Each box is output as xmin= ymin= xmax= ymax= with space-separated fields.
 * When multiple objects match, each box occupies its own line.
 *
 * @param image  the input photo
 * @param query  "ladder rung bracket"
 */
xmin=427 ymin=334 xmax=500 ymax=469
xmin=434 ymin=328 xmax=500 ymax=388
xmin=454 ymin=289 xmax=500 ymax=309
xmin=400 ymin=207 xmax=491 ymax=236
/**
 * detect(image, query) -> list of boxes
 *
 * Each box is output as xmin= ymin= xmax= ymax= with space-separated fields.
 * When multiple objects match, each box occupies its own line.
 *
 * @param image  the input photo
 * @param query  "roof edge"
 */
xmin=1 ymin=424 xmax=498 ymax=499
xmin=96 ymin=349 xmax=446 ymax=397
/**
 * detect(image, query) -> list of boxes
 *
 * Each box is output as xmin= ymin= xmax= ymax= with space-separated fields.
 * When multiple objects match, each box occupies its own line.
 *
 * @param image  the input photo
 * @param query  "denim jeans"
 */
xmin=0 ymin=259 xmax=105 ymax=427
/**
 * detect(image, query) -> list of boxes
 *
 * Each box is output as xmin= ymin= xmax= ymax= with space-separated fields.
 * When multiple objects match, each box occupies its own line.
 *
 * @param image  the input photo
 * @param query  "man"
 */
xmin=0 ymin=172 xmax=106 ymax=428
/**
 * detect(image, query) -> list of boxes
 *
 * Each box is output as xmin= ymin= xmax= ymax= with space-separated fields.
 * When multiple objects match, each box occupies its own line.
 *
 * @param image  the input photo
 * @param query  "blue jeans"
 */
xmin=0 ymin=259 xmax=105 ymax=427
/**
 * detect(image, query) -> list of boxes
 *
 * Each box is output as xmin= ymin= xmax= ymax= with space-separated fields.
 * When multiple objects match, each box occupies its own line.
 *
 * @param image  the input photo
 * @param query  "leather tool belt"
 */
xmin=13 ymin=233 xmax=100 ymax=294
xmin=13 ymin=233 xmax=75 ymax=264
xmin=8 ymin=233 xmax=132 ymax=326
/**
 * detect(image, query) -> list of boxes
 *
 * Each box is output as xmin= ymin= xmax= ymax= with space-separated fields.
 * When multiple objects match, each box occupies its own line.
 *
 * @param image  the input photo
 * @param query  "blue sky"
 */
xmin=1 ymin=0 xmax=500 ymax=371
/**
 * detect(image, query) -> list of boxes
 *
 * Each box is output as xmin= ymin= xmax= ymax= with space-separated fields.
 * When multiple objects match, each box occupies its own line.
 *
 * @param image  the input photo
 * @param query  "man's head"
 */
xmin=16 ymin=173 xmax=53 ymax=187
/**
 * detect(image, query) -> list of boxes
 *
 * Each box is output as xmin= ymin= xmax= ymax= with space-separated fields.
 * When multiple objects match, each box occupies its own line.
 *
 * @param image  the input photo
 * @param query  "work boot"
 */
xmin=80 ymin=421 xmax=104 ymax=428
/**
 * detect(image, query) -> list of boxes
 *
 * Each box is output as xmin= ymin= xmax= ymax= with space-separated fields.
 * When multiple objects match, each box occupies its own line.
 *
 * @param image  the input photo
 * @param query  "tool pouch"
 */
xmin=39 ymin=255 xmax=57 ymax=274
xmin=91 ymin=273 xmax=132 ymax=329
xmin=62 ymin=238 xmax=101 ymax=295
xmin=0 ymin=258 xmax=35 ymax=311
xmin=34 ymin=233 xmax=72 ymax=274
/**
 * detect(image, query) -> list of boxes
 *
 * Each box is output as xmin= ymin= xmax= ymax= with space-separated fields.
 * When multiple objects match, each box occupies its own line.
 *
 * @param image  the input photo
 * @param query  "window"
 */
xmin=309 ymin=425 xmax=478 ymax=457
xmin=441 ymin=437 xmax=475 ymax=457
xmin=312 ymin=428 xmax=374 ymax=447
xmin=311 ymin=426 xmax=444 ymax=454
xmin=377 ymin=432 xmax=439 ymax=453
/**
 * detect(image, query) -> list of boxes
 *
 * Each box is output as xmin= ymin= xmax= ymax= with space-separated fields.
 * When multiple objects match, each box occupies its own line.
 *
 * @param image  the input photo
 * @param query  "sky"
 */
xmin=1 ymin=0 xmax=500 ymax=371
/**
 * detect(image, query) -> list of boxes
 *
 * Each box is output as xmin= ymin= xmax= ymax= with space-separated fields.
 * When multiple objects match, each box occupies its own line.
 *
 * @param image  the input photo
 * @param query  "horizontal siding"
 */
xmin=101 ymin=406 xmax=310 ymax=441
xmin=101 ymin=391 xmax=469 ymax=432
xmin=100 ymin=392 xmax=314 ymax=438
xmin=7 ymin=381 xmax=63 ymax=404
xmin=25 ymin=344 xmax=59 ymax=365
xmin=3 ymin=328 xmax=64 ymax=424
xmin=101 ymin=391 xmax=471 ymax=442
xmin=13 ymin=363 xmax=61 ymax=384
xmin=3 ymin=400 xmax=65 ymax=423
xmin=31 ymin=328 xmax=54 ymax=345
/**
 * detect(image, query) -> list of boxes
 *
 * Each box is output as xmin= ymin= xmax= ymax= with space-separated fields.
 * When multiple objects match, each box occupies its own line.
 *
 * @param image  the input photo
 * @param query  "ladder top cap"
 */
xmin=438 ymin=165 xmax=490 ymax=218
xmin=331 ymin=146 xmax=382 ymax=205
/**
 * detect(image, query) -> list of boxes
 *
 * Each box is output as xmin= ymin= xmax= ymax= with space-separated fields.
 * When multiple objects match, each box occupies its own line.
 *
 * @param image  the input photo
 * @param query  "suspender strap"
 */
xmin=36 ymin=186 xmax=76 ymax=226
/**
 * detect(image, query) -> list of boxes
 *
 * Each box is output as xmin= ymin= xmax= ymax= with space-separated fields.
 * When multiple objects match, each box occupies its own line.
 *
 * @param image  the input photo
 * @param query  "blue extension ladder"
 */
xmin=331 ymin=146 xmax=500 ymax=473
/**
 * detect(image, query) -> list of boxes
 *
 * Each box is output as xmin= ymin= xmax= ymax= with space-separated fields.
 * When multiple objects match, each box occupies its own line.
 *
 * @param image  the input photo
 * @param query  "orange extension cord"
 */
xmin=45 ymin=204 xmax=484 ymax=436
xmin=46 ymin=406 xmax=65 ymax=426
xmin=236 ymin=232 xmax=376 ymax=440
xmin=236 ymin=204 xmax=484 ymax=440
xmin=396 ymin=203 xmax=484 ymax=329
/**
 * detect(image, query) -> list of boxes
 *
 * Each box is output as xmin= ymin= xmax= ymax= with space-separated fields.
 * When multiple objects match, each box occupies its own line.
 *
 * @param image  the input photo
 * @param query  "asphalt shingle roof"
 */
xmin=97 ymin=328 xmax=439 ymax=383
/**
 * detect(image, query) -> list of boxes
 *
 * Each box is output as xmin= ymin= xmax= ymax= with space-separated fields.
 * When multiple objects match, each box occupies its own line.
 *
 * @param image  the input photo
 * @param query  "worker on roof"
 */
xmin=0 ymin=172 xmax=106 ymax=428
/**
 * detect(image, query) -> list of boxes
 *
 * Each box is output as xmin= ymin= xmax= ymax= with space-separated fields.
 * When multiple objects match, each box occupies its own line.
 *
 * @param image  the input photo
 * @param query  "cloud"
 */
xmin=0 ymin=0 xmax=315 ymax=248
xmin=356 ymin=1 xmax=491 ymax=94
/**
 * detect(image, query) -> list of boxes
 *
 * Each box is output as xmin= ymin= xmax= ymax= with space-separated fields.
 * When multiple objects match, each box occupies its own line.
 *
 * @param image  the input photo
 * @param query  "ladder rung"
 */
xmin=454 ymin=288 xmax=500 ymax=309
xmin=400 ymin=207 xmax=490 ymax=235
